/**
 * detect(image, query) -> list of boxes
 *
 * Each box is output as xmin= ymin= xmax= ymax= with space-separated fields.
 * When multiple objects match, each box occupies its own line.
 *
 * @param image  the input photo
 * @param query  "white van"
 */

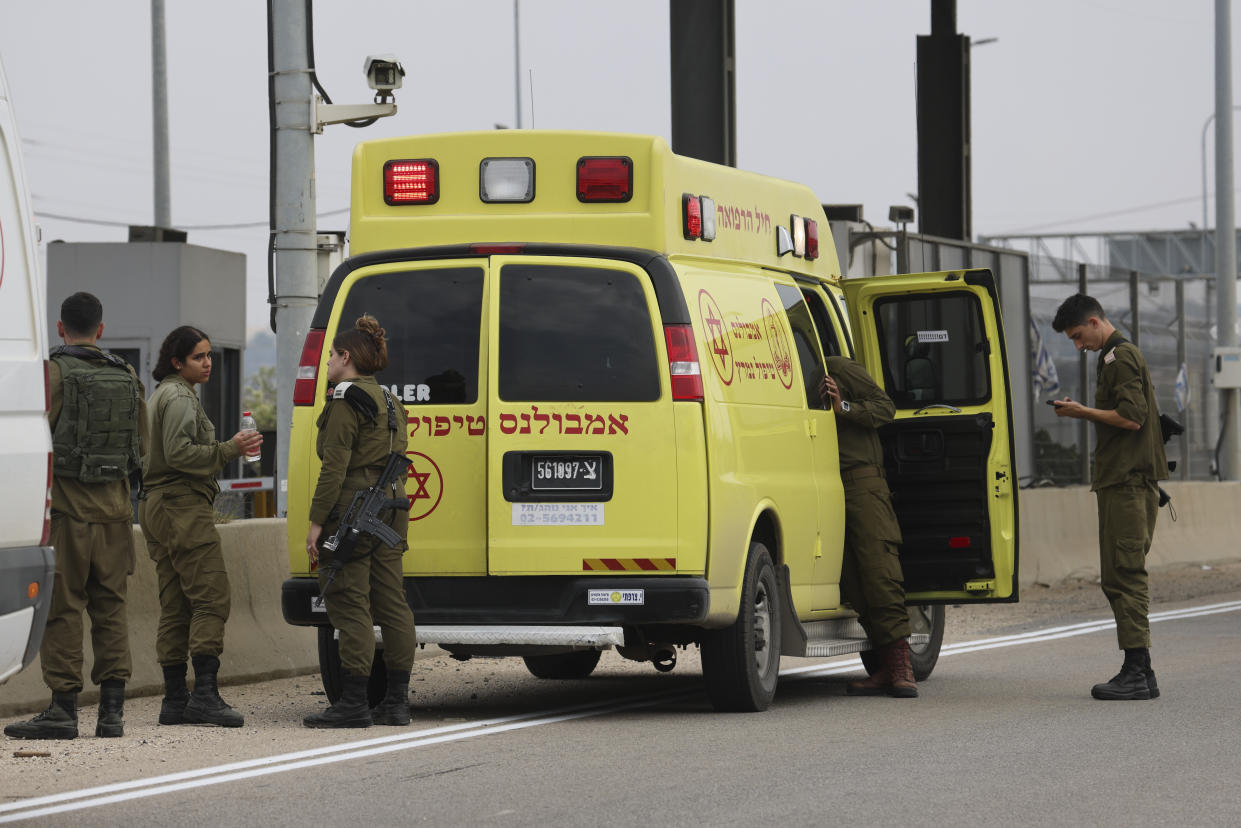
xmin=0 ymin=54 xmax=55 ymax=684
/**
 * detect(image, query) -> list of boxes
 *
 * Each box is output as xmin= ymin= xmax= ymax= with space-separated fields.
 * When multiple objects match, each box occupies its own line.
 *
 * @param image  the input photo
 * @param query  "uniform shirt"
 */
xmin=825 ymin=355 xmax=895 ymax=472
xmin=142 ymin=373 xmax=239 ymax=499
xmin=49 ymin=344 xmax=149 ymax=523
xmin=1092 ymin=331 xmax=1169 ymax=491
xmin=310 ymin=375 xmax=410 ymax=526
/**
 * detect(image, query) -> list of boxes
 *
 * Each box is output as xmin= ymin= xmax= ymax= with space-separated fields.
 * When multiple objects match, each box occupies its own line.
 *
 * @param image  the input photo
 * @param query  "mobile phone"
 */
xmin=1045 ymin=399 xmax=1070 ymax=406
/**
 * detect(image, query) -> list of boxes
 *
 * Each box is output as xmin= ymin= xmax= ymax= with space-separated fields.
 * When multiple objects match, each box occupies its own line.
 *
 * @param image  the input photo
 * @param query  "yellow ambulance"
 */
xmin=281 ymin=131 xmax=1017 ymax=712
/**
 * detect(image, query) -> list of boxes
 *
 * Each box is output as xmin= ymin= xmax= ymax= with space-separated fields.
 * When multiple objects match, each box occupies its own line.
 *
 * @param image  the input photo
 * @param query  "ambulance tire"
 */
xmin=522 ymin=649 xmax=602 ymax=680
xmin=858 ymin=604 xmax=945 ymax=682
xmin=700 ymin=542 xmax=782 ymax=712
xmin=317 ymin=626 xmax=388 ymax=707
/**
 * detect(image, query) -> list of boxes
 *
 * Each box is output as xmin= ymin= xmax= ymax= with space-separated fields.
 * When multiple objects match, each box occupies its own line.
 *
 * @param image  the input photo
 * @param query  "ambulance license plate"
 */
xmin=531 ymin=455 xmax=604 ymax=491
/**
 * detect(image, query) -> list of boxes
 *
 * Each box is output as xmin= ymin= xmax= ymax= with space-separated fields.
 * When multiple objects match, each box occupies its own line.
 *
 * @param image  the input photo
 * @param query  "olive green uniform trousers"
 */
xmin=318 ymin=527 xmax=416 ymax=678
xmin=139 ymin=489 xmax=231 ymax=665
xmin=840 ymin=473 xmax=910 ymax=648
xmin=1096 ymin=479 xmax=1159 ymax=649
xmin=39 ymin=514 xmax=134 ymax=693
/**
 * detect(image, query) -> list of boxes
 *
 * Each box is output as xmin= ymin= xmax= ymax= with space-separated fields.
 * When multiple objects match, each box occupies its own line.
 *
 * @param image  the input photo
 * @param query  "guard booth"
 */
xmin=46 ymin=233 xmax=249 ymax=487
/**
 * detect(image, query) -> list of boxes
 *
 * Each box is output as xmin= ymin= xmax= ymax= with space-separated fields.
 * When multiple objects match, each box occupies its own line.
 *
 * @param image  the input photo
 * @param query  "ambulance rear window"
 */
xmin=337 ymin=267 xmax=484 ymax=404
xmin=498 ymin=264 xmax=660 ymax=402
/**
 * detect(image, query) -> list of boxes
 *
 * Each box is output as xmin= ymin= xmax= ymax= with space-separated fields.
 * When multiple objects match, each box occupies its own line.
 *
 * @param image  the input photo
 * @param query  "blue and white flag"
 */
xmin=1031 ymin=318 xmax=1060 ymax=396
xmin=1175 ymin=362 xmax=1190 ymax=412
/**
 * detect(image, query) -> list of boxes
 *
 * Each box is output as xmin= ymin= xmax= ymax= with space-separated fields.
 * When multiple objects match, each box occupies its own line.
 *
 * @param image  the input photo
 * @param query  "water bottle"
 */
xmin=241 ymin=411 xmax=261 ymax=465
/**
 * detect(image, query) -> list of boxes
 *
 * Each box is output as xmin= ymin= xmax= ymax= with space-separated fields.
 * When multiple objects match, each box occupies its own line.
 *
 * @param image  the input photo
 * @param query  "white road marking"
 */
xmin=3 ymin=598 xmax=1238 ymax=823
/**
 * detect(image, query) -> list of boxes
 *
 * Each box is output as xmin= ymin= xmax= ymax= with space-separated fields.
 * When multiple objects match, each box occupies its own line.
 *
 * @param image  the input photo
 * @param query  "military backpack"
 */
xmin=50 ymin=345 xmax=142 ymax=483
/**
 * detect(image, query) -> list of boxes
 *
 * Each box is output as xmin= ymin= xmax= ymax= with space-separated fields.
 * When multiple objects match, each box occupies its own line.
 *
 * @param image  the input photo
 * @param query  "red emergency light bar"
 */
xmin=577 ymin=157 xmax=632 ymax=202
xmin=384 ymin=159 xmax=439 ymax=205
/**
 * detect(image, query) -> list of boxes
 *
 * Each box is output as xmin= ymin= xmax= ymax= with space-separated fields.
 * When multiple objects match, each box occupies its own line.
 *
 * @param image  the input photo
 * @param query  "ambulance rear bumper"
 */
xmin=282 ymin=575 xmax=710 ymax=628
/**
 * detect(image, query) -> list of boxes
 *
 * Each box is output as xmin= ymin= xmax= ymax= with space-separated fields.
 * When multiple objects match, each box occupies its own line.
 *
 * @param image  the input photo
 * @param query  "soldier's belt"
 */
xmin=841 ymin=465 xmax=885 ymax=484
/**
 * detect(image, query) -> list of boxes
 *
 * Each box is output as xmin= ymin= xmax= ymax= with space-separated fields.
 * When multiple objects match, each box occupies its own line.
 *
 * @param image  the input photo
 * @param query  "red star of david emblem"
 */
xmin=405 ymin=451 xmax=444 ymax=520
xmin=408 ymin=467 xmax=432 ymax=503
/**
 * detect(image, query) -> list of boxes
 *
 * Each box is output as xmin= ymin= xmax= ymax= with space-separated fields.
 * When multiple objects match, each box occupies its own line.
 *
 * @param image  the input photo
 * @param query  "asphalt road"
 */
xmin=3 ymin=592 xmax=1239 ymax=827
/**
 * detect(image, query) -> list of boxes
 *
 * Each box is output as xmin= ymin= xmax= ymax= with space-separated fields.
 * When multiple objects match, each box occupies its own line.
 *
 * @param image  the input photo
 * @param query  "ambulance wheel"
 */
xmin=317 ymin=626 xmax=388 ymax=707
xmin=858 ymin=605 xmax=945 ymax=682
xmin=700 ymin=542 xmax=782 ymax=712
xmin=522 ymin=649 xmax=602 ymax=679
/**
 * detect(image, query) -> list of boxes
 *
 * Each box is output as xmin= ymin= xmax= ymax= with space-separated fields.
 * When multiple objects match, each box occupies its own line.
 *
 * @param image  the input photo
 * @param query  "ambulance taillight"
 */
xmin=384 ymin=159 xmax=439 ymax=205
xmin=294 ymin=329 xmax=326 ymax=405
xmin=664 ymin=325 xmax=704 ymax=402
xmin=576 ymin=157 xmax=632 ymax=202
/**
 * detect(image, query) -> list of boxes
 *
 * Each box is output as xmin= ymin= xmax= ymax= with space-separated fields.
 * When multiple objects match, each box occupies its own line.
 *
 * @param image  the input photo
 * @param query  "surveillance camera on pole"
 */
xmin=315 ymin=53 xmax=404 ymax=131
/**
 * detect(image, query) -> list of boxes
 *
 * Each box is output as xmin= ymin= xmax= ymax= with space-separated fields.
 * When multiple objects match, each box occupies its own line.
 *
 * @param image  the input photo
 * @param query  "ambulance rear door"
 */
xmin=331 ymin=259 xmax=490 ymax=576
xmin=485 ymin=256 xmax=682 ymax=576
xmin=841 ymin=269 xmax=1018 ymax=602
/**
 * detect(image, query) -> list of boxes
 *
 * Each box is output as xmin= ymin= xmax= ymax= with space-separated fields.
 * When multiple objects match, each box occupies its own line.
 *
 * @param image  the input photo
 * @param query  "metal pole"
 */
xmin=1200 ymin=106 xmax=1241 ymax=273
xmin=1078 ymin=263 xmax=1091 ymax=485
xmin=514 ymin=1 xmax=522 ymax=129
xmin=1176 ymin=279 xmax=1189 ymax=479
xmin=271 ymin=0 xmax=318 ymax=514
xmin=1215 ymin=0 xmax=1240 ymax=480
xmin=1128 ymin=270 xmax=1140 ymax=347
xmin=151 ymin=0 xmax=171 ymax=228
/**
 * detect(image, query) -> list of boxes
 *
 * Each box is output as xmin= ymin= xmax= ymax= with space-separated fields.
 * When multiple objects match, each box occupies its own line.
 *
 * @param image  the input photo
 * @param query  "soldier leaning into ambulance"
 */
xmin=819 ymin=356 xmax=917 ymax=698
xmin=1051 ymin=293 xmax=1167 ymax=701
xmin=5 ymin=292 xmax=147 ymax=740
xmin=140 ymin=325 xmax=262 ymax=727
xmin=303 ymin=315 xmax=417 ymax=729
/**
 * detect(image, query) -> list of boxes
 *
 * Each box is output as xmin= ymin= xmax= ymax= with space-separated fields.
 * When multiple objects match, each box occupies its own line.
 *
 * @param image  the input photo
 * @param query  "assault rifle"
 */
xmin=314 ymin=451 xmax=412 ymax=607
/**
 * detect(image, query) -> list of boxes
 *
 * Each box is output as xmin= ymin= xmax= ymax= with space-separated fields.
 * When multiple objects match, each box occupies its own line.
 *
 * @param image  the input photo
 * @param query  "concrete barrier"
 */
xmin=0 ymin=519 xmax=318 ymax=717
xmin=3 ymin=482 xmax=1239 ymax=714
xmin=1017 ymin=481 xmax=1241 ymax=586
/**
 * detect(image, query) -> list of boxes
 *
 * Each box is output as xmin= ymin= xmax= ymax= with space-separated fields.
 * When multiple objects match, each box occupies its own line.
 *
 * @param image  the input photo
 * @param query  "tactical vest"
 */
xmin=50 ymin=346 xmax=142 ymax=483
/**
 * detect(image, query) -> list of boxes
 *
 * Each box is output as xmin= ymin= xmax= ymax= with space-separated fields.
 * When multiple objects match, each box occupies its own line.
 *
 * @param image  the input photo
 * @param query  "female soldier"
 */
xmin=304 ymin=315 xmax=416 ymax=729
xmin=140 ymin=326 xmax=262 ymax=728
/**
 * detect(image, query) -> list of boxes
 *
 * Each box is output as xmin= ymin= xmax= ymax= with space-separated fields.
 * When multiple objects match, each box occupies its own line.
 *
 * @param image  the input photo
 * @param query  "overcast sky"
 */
xmin=2 ymin=1 xmax=1238 ymax=338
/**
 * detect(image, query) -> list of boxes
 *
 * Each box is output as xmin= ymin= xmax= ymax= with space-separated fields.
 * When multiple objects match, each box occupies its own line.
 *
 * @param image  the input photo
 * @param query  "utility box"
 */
xmin=46 ymin=240 xmax=247 ymax=468
xmin=1210 ymin=346 xmax=1241 ymax=389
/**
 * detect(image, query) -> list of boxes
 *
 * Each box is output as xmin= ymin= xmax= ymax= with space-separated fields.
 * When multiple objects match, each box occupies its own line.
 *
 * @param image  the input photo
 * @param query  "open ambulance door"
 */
xmin=841 ymin=269 xmax=1018 ymax=603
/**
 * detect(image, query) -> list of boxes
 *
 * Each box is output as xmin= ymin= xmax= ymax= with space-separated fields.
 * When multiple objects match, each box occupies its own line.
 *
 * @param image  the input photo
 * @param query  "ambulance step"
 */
xmin=356 ymin=624 xmax=625 ymax=649
xmin=801 ymin=632 xmax=930 ymax=659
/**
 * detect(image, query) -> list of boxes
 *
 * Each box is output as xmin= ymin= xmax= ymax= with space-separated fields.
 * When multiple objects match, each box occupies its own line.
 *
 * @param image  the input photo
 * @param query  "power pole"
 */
xmin=1216 ymin=0 xmax=1240 ymax=480
xmin=268 ymin=2 xmax=399 ymax=513
xmin=270 ymin=0 xmax=319 ymax=514
xmin=151 ymin=0 xmax=171 ymax=228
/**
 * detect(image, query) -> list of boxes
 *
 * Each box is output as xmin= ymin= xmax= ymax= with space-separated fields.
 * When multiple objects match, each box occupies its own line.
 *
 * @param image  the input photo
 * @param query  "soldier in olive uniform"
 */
xmin=1052 ymin=294 xmax=1167 ymax=700
xmin=304 ymin=315 xmax=417 ymax=729
xmin=139 ymin=326 xmax=262 ymax=726
xmin=819 ymin=355 xmax=917 ymax=698
xmin=5 ymin=293 xmax=147 ymax=740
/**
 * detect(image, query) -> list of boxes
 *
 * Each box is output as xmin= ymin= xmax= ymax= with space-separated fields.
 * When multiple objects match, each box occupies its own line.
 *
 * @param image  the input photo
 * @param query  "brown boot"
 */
xmin=888 ymin=638 xmax=918 ymax=698
xmin=848 ymin=644 xmax=894 ymax=696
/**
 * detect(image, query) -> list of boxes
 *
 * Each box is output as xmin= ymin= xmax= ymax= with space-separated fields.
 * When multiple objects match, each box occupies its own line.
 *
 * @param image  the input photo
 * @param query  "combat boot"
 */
xmin=183 ymin=655 xmax=245 ymax=727
xmin=96 ymin=680 xmax=125 ymax=738
xmin=1091 ymin=649 xmax=1152 ymax=700
xmin=371 ymin=670 xmax=412 ymax=726
xmin=159 ymin=663 xmax=190 ymax=725
xmin=305 ymin=674 xmax=372 ymax=729
xmin=847 ymin=644 xmax=894 ymax=696
xmin=3 ymin=691 xmax=79 ymax=740
xmin=887 ymin=638 xmax=918 ymax=698
xmin=1142 ymin=650 xmax=1160 ymax=699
